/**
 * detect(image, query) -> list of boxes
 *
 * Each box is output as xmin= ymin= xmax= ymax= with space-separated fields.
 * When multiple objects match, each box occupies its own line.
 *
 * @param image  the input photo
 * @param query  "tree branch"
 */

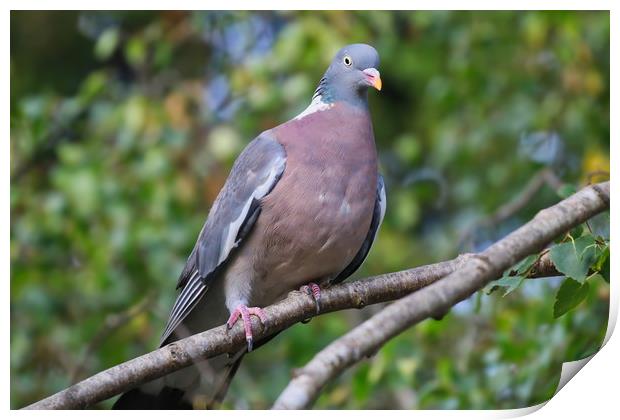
xmin=22 ymin=259 xmax=462 ymax=409
xmin=272 ymin=181 xmax=609 ymax=409
xmin=23 ymin=182 xmax=609 ymax=410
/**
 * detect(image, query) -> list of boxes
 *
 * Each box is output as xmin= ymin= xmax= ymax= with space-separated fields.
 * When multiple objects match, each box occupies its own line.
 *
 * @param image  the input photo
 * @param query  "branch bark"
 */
xmin=23 ymin=182 xmax=609 ymax=410
xmin=272 ymin=181 xmax=609 ymax=409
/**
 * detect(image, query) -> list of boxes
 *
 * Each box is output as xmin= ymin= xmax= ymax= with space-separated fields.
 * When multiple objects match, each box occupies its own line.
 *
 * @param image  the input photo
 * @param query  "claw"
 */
xmin=226 ymin=305 xmax=267 ymax=352
xmin=300 ymin=282 xmax=322 ymax=313
xmin=226 ymin=311 xmax=240 ymax=330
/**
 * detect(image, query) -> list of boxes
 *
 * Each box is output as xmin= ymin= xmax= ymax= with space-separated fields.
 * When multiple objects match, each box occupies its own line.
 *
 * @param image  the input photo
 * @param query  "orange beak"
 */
xmin=363 ymin=68 xmax=382 ymax=91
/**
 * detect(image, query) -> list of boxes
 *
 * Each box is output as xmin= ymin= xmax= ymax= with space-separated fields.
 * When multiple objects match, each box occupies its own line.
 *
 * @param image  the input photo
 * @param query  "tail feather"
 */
xmin=112 ymin=386 xmax=192 ymax=409
xmin=112 ymin=352 xmax=244 ymax=409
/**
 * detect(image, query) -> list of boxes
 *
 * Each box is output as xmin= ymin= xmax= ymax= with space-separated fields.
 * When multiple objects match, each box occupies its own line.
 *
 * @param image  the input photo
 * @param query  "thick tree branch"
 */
xmin=271 ymin=181 xmax=609 ymax=409
xmin=23 ymin=182 xmax=609 ymax=410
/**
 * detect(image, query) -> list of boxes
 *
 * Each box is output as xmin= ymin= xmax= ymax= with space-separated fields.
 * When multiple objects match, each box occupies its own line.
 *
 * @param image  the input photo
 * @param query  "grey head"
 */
xmin=313 ymin=43 xmax=382 ymax=108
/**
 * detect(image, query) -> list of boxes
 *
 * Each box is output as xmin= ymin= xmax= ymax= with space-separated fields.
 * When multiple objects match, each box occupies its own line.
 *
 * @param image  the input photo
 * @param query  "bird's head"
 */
xmin=314 ymin=44 xmax=381 ymax=106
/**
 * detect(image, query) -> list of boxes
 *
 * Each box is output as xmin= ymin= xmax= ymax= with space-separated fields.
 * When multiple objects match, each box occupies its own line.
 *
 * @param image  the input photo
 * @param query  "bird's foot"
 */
xmin=226 ymin=305 xmax=267 ymax=352
xmin=300 ymin=282 xmax=322 ymax=313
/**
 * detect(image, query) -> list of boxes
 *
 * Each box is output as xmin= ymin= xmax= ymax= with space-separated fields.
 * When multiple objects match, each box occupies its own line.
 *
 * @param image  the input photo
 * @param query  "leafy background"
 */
xmin=10 ymin=11 xmax=610 ymax=409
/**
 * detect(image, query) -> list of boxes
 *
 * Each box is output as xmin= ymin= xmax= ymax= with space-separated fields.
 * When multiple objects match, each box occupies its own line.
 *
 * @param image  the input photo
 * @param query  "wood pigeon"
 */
xmin=113 ymin=43 xmax=386 ymax=409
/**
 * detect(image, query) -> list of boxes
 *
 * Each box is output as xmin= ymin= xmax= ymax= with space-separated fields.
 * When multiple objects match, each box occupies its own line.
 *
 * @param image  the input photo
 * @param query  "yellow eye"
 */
xmin=343 ymin=55 xmax=352 ymax=66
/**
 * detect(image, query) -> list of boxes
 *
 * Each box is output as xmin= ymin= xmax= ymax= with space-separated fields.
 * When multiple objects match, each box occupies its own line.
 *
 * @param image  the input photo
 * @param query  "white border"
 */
xmin=4 ymin=3 xmax=616 ymax=418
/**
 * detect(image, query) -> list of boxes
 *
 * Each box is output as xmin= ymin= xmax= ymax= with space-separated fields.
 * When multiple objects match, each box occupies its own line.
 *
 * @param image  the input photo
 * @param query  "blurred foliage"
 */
xmin=10 ymin=11 xmax=609 ymax=409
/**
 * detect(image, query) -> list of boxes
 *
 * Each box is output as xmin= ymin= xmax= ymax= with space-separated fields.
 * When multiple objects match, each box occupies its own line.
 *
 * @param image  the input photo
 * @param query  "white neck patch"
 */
xmin=294 ymin=95 xmax=334 ymax=120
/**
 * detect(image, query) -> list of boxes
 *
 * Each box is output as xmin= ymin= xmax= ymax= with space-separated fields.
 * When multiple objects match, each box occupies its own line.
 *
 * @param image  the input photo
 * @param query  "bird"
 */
xmin=113 ymin=43 xmax=386 ymax=409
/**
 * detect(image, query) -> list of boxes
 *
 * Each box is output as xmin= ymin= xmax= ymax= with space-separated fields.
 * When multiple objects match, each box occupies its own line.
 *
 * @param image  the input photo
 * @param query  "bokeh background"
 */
xmin=10 ymin=11 xmax=610 ymax=409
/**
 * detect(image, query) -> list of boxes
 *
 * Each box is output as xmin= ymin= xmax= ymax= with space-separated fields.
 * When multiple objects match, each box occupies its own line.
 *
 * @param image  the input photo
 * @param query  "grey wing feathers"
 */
xmin=330 ymin=174 xmax=386 ymax=285
xmin=160 ymin=134 xmax=286 ymax=345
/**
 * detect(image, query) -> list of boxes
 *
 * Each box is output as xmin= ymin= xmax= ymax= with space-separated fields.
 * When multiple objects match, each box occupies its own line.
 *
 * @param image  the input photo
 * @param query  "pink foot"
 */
xmin=226 ymin=305 xmax=267 ymax=352
xmin=300 ymin=282 xmax=322 ymax=313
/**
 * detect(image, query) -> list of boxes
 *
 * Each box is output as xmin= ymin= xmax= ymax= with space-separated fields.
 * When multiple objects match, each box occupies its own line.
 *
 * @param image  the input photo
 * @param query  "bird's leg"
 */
xmin=300 ymin=282 xmax=322 ymax=313
xmin=226 ymin=305 xmax=267 ymax=352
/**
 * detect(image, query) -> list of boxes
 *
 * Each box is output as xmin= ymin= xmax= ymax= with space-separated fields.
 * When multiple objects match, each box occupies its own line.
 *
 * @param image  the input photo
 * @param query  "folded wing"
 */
xmin=160 ymin=134 xmax=286 ymax=345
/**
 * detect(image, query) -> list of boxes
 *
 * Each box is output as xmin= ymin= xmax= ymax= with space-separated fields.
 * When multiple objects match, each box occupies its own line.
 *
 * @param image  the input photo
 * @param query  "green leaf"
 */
xmin=593 ymin=246 xmax=610 ymax=283
xmin=601 ymin=254 xmax=610 ymax=283
xmin=549 ymin=235 xmax=600 ymax=283
xmin=79 ymin=71 xmax=107 ymax=103
xmin=126 ymin=37 xmax=147 ymax=67
xmin=483 ymin=275 xmax=524 ymax=296
xmin=587 ymin=273 xmax=605 ymax=284
xmin=485 ymin=254 xmax=538 ymax=296
xmin=512 ymin=254 xmax=539 ymax=276
xmin=569 ymin=224 xmax=584 ymax=239
xmin=95 ymin=28 xmax=120 ymax=61
xmin=553 ymin=278 xmax=590 ymax=318
xmin=498 ymin=254 xmax=536 ymax=277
